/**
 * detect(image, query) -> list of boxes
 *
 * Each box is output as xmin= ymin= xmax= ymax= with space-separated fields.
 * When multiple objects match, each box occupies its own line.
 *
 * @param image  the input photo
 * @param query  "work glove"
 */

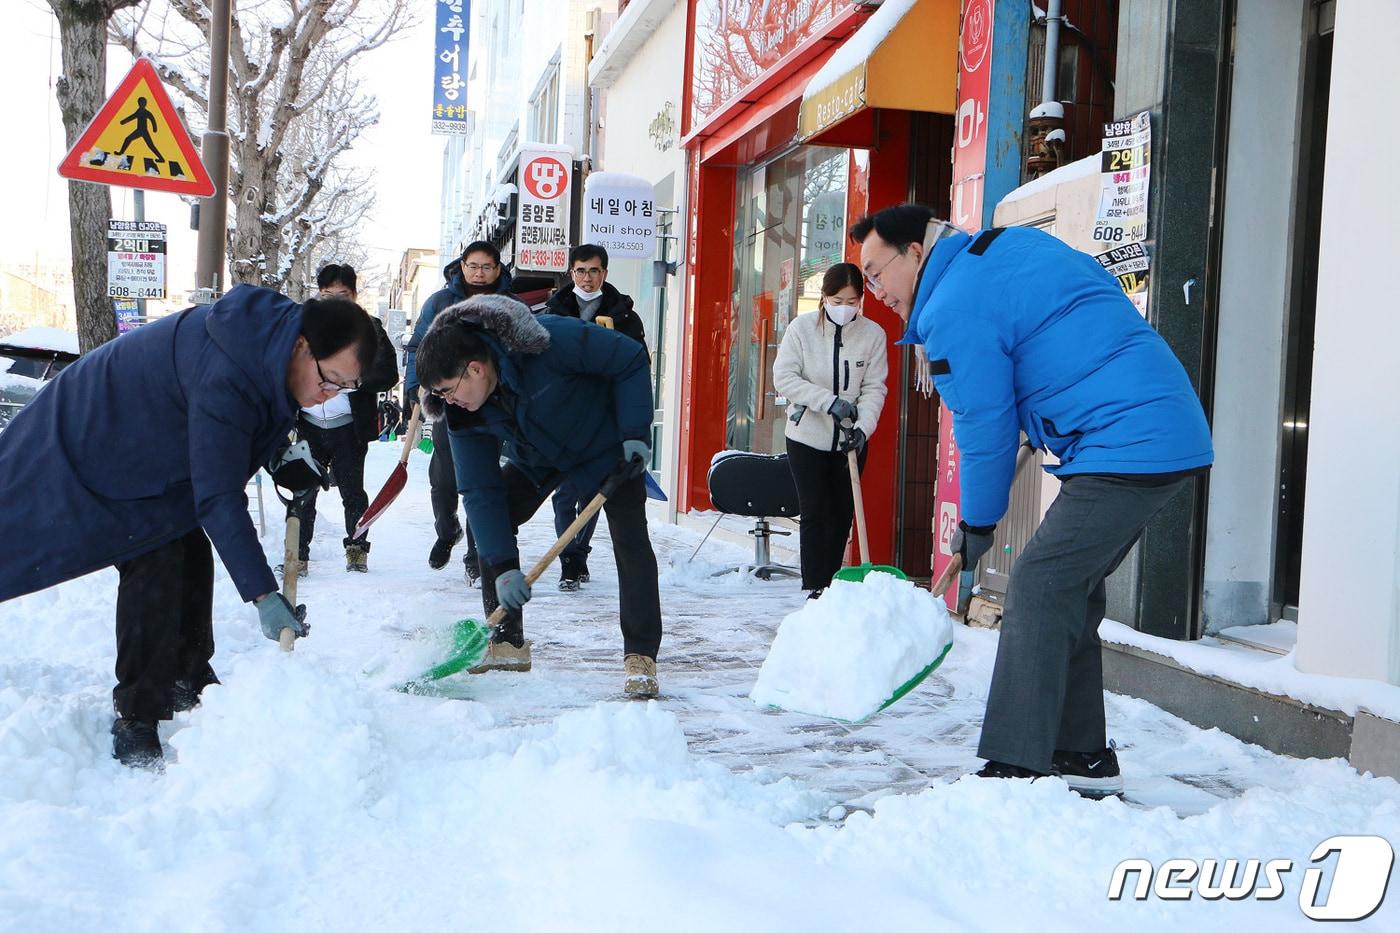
xmin=828 ymin=398 xmax=858 ymax=424
xmin=838 ymin=426 xmax=867 ymax=453
xmin=949 ymin=520 xmax=996 ymax=569
xmin=495 ymin=569 xmax=532 ymax=611
xmin=256 ymin=592 xmax=309 ymax=642
xmin=268 ymin=440 xmax=329 ymax=495
xmin=620 ymin=439 xmax=651 ymax=479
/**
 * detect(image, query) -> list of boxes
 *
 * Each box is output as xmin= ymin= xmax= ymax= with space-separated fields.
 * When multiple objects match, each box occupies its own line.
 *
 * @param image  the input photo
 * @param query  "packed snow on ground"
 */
xmin=751 ymin=571 xmax=953 ymax=721
xmin=2 ymin=443 xmax=1399 ymax=931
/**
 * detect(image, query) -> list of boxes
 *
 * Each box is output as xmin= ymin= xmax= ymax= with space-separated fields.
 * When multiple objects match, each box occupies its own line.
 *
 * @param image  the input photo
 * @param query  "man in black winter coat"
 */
xmin=541 ymin=244 xmax=648 ymax=591
xmin=404 ymin=240 xmax=523 ymax=583
xmin=288 ymin=264 xmax=399 ymax=573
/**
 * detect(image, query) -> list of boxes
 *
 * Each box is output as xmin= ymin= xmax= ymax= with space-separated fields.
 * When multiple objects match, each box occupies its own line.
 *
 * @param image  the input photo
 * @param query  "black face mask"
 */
xmin=462 ymin=279 xmax=497 ymax=296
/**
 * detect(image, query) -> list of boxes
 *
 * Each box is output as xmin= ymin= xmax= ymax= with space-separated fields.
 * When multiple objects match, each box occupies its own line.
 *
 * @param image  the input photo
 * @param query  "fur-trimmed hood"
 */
xmin=419 ymin=293 xmax=547 ymax=420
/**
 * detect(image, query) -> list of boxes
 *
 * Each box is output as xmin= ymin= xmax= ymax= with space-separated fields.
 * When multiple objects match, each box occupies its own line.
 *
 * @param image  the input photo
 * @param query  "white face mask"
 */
xmin=824 ymin=302 xmax=858 ymax=326
xmin=574 ymin=285 xmax=603 ymax=302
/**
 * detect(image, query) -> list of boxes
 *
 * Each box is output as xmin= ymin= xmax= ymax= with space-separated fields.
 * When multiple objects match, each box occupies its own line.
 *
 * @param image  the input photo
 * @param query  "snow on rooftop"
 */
xmin=998 ymin=153 xmax=1100 ymax=206
xmin=802 ymin=0 xmax=919 ymax=104
xmin=0 ymin=327 xmax=79 ymax=355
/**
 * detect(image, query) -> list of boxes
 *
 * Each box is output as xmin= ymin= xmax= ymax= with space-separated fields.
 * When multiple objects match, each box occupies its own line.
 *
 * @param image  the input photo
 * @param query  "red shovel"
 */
xmin=352 ymin=403 xmax=424 ymax=540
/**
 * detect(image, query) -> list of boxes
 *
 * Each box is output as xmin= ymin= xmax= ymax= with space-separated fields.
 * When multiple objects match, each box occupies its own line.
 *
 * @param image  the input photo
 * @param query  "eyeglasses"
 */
xmin=462 ymin=262 xmax=498 ymax=273
xmin=862 ymin=249 xmax=905 ymax=292
xmin=570 ymin=267 xmax=604 ymax=278
xmin=315 ymin=357 xmax=360 ymax=393
xmin=429 ymin=369 xmax=467 ymax=399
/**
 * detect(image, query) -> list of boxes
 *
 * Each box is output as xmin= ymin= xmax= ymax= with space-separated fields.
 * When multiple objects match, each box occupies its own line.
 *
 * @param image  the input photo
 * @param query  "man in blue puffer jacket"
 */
xmin=415 ymin=293 xmax=662 ymax=697
xmin=852 ymin=204 xmax=1212 ymax=796
xmin=0 ymin=285 xmax=378 ymax=767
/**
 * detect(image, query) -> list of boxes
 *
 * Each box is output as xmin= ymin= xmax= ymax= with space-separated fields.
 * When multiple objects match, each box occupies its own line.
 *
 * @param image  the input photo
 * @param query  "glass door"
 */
xmin=728 ymin=146 xmax=848 ymax=454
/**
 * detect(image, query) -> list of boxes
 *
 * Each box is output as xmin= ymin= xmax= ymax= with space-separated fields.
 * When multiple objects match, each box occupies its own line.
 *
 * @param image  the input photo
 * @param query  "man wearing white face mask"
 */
xmin=772 ymin=262 xmax=890 ymax=598
xmin=542 ymin=244 xmax=648 ymax=590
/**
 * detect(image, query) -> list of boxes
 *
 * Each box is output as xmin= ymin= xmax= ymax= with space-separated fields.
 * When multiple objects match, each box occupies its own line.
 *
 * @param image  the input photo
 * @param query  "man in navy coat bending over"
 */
xmin=0 ymin=285 xmax=378 ymax=767
xmin=852 ymin=204 xmax=1213 ymax=798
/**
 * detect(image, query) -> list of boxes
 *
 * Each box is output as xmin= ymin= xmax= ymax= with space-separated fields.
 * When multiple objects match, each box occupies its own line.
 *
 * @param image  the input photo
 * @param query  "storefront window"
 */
xmin=689 ymin=0 xmax=851 ymax=131
xmin=727 ymin=145 xmax=851 ymax=454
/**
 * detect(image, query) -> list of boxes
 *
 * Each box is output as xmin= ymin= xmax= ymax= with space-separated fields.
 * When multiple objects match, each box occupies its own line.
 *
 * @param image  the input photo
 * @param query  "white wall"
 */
xmin=1202 ymin=0 xmax=1308 ymax=632
xmin=592 ymin=0 xmax=688 ymax=511
xmin=1295 ymin=0 xmax=1400 ymax=685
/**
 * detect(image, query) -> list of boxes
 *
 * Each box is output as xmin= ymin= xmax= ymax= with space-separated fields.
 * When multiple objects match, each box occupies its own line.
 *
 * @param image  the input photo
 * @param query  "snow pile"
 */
xmin=751 ymin=572 xmax=954 ymax=721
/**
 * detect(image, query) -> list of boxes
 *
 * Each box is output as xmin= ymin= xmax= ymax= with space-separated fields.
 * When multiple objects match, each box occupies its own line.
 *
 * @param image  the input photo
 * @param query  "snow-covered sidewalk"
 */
xmin=2 ymin=443 xmax=1397 ymax=930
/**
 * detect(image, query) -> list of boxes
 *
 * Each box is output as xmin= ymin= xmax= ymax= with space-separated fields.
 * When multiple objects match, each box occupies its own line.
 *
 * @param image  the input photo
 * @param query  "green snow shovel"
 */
xmin=833 ymin=444 xmax=908 ymax=583
xmin=398 ymin=463 xmax=633 ymax=692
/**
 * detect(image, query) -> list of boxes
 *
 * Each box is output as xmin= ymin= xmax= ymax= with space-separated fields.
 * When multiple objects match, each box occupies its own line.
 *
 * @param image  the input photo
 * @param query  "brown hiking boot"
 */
xmin=623 ymin=654 xmax=659 ymax=698
xmin=468 ymin=640 xmax=532 ymax=673
xmin=345 ymin=544 xmax=368 ymax=573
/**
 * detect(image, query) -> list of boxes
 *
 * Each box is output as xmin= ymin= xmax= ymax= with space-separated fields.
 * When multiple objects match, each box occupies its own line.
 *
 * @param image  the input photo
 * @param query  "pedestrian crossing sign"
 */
xmin=57 ymin=58 xmax=214 ymax=197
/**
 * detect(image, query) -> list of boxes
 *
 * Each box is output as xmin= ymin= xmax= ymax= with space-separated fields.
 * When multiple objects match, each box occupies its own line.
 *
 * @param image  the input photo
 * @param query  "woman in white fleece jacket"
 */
xmin=772 ymin=262 xmax=890 ymax=597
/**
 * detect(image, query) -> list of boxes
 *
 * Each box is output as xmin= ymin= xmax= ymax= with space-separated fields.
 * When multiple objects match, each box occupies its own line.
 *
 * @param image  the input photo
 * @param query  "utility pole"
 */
xmin=194 ymin=0 xmax=232 ymax=300
xmin=133 ymin=189 xmax=146 ymax=323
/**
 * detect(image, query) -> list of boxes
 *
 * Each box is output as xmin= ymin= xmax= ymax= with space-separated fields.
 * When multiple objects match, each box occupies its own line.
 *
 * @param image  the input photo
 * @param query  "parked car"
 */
xmin=0 ymin=327 xmax=79 ymax=430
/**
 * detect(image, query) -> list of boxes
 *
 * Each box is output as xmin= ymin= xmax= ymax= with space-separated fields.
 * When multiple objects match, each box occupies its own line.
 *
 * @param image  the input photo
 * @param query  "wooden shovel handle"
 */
xmin=399 ymin=403 xmax=425 ymax=465
xmin=483 ymin=489 xmax=612 ymax=628
xmin=280 ymin=512 xmax=301 ymax=652
xmin=932 ymin=553 xmax=964 ymax=598
xmin=847 ymin=448 xmax=870 ymax=565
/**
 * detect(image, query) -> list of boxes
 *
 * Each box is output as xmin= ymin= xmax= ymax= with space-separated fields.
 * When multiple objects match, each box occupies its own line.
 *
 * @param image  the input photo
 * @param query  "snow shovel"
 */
xmin=399 ymin=463 xmax=636 ymax=691
xmin=278 ymin=494 xmax=312 ymax=653
xmin=352 ymin=404 xmax=424 ymax=540
xmin=832 ymin=442 xmax=907 ymax=583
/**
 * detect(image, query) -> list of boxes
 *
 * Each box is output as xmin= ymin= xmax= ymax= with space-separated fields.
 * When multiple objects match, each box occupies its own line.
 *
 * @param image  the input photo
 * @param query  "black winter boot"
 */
xmin=429 ymin=528 xmax=463 ymax=570
xmin=558 ymin=555 xmax=582 ymax=592
xmin=112 ymin=718 xmax=164 ymax=770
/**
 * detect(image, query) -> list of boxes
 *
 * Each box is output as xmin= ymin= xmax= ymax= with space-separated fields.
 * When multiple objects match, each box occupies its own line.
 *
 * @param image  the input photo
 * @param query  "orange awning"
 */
xmin=798 ymin=0 xmax=959 ymax=142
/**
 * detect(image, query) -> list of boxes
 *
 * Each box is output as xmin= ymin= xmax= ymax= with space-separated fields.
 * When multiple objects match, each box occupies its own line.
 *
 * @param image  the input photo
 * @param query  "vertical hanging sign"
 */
xmin=937 ymin=0 xmax=995 ymax=610
xmin=432 ymin=0 xmax=473 ymax=136
xmin=516 ymin=148 xmax=572 ymax=272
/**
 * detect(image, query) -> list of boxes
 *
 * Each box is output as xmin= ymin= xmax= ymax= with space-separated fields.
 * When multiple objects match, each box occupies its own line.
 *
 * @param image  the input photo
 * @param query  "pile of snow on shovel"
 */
xmin=752 ymin=571 xmax=954 ymax=721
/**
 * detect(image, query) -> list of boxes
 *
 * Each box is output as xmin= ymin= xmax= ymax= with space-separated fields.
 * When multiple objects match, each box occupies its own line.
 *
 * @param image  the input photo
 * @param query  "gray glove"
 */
xmin=256 ymin=592 xmax=309 ymax=642
xmin=828 ymin=398 xmax=858 ymax=424
xmin=620 ymin=439 xmax=651 ymax=479
xmin=950 ymin=520 xmax=996 ymax=568
xmin=495 ymin=569 xmax=532 ymax=611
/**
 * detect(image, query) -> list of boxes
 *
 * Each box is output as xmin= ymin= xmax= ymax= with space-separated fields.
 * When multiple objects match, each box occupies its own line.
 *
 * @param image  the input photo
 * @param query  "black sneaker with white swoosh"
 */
xmin=1050 ymin=741 xmax=1124 ymax=799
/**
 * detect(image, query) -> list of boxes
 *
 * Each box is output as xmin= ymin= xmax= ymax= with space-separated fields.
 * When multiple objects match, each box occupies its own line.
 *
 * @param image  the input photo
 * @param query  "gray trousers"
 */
xmin=976 ymin=475 xmax=1187 ymax=773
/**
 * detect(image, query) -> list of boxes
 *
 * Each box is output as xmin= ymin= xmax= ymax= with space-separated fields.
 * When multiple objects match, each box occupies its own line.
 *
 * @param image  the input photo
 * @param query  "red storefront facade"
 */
xmin=675 ymin=0 xmax=960 ymax=576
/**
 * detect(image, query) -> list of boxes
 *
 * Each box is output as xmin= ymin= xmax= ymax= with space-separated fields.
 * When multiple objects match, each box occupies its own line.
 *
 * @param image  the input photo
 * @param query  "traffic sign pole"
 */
xmin=134 ymin=189 xmax=147 ymax=323
xmin=195 ymin=0 xmax=232 ymax=298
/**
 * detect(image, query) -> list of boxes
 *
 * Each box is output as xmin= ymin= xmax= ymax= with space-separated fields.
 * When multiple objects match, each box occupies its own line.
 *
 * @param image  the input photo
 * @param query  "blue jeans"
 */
xmin=552 ymin=479 xmax=600 ymax=561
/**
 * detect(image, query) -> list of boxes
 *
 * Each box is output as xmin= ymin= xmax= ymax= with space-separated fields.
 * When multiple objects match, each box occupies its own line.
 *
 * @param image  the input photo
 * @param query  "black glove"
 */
xmin=838 ymin=426 xmax=867 ymax=452
xmin=828 ymin=398 xmax=858 ymax=424
xmin=268 ymin=440 xmax=329 ymax=495
xmin=950 ymin=520 xmax=996 ymax=568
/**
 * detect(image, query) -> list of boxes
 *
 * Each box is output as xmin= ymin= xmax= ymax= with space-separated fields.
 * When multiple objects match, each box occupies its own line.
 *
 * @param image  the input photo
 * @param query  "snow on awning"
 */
xmin=798 ymin=0 xmax=958 ymax=142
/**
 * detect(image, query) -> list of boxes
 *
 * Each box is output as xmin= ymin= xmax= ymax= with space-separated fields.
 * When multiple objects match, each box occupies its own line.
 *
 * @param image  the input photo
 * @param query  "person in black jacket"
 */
xmin=290 ymin=264 xmax=400 ymax=573
xmin=405 ymin=241 xmax=521 ymax=584
xmin=541 ymin=244 xmax=648 ymax=590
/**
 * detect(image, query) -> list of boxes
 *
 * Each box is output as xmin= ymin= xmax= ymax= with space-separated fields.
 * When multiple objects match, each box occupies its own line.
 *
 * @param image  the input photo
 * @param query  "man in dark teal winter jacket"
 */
xmin=853 ymin=204 xmax=1213 ymax=797
xmin=0 ymin=285 xmax=378 ymax=768
xmin=415 ymin=293 xmax=662 ymax=697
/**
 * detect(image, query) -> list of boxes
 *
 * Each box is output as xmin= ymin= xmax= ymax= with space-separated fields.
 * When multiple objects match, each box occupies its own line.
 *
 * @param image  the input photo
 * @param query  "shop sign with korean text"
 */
xmin=432 ymin=0 xmax=472 ymax=136
xmin=1093 ymin=111 xmax=1151 ymax=246
xmin=107 ymin=220 xmax=166 ymax=300
xmin=516 ymin=149 xmax=573 ymax=273
xmin=583 ymin=173 xmax=657 ymax=260
xmin=1094 ymin=242 xmax=1151 ymax=317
